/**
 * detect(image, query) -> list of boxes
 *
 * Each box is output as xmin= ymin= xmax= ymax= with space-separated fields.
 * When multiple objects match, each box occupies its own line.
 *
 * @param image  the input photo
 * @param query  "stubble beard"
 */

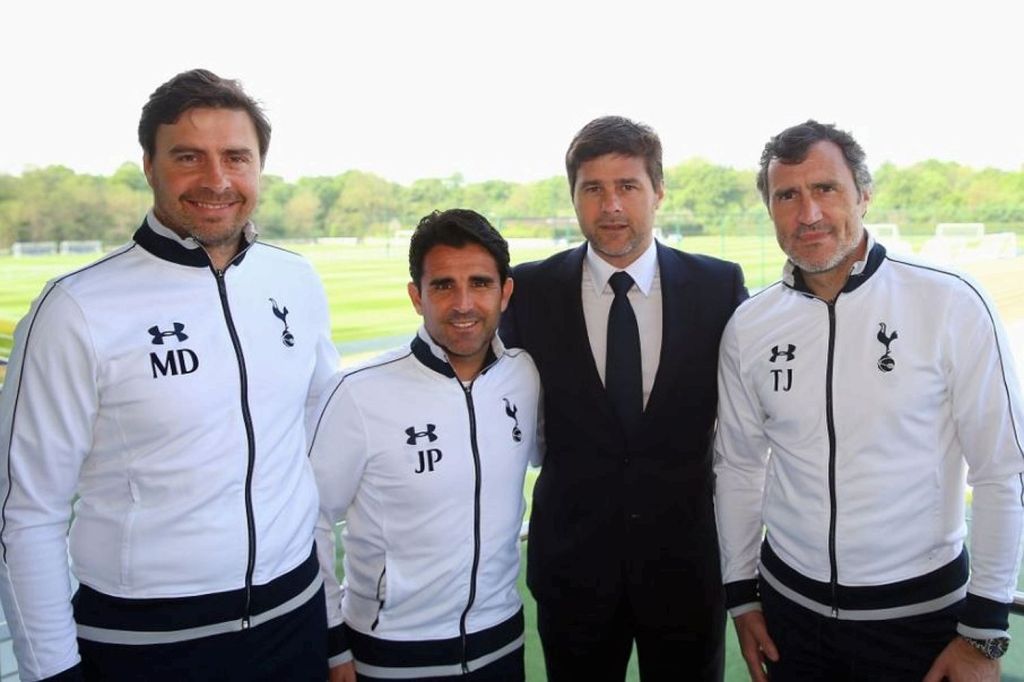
xmin=186 ymin=220 xmax=247 ymax=250
xmin=153 ymin=191 xmax=251 ymax=249
xmin=786 ymin=224 xmax=863 ymax=274
xmin=588 ymin=223 xmax=647 ymax=263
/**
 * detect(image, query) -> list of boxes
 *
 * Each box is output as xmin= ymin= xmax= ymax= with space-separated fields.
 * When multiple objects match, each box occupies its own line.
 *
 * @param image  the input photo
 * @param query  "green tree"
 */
xmin=324 ymin=171 xmax=400 ymax=237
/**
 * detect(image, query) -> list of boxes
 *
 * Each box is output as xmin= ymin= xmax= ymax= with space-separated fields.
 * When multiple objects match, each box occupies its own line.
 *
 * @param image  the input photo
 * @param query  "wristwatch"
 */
xmin=961 ymin=635 xmax=1010 ymax=660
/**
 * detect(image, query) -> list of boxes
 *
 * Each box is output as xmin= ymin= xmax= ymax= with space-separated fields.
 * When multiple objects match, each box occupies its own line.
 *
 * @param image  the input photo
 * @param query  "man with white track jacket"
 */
xmin=312 ymin=209 xmax=540 ymax=682
xmin=0 ymin=70 xmax=339 ymax=681
xmin=714 ymin=120 xmax=1024 ymax=682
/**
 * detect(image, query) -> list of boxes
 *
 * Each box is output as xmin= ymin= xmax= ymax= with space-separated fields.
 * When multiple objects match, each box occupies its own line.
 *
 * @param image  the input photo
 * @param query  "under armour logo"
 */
xmin=149 ymin=323 xmax=188 ymax=345
xmin=770 ymin=344 xmax=796 ymax=362
xmin=269 ymin=298 xmax=295 ymax=347
xmin=503 ymin=398 xmax=522 ymax=443
xmin=405 ymin=424 xmax=438 ymax=445
xmin=876 ymin=323 xmax=898 ymax=372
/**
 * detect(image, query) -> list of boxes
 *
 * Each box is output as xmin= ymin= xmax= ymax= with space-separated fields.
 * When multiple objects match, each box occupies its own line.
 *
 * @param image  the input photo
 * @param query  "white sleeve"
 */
xmin=713 ymin=318 xmax=772 ymax=589
xmin=309 ymin=378 xmax=370 ymax=631
xmin=304 ymin=274 xmax=341 ymax=441
xmin=0 ymin=284 xmax=95 ymax=680
xmin=946 ymin=281 xmax=1024 ymax=606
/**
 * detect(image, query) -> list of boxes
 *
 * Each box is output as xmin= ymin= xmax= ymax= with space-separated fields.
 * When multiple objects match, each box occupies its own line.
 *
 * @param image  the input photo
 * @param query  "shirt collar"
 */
xmin=585 ymin=238 xmax=658 ymax=296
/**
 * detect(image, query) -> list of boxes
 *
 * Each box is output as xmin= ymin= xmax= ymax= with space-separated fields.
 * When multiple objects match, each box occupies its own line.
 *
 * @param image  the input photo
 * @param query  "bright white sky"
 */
xmin=3 ymin=0 xmax=1022 ymax=184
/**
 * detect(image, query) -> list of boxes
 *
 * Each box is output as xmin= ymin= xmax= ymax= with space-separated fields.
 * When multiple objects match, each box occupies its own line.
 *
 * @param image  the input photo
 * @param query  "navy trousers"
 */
xmin=77 ymin=585 xmax=328 ymax=681
xmin=761 ymin=579 xmax=960 ymax=682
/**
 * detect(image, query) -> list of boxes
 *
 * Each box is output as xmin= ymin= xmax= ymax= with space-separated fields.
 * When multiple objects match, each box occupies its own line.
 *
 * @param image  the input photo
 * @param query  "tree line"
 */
xmin=1 ymin=159 xmax=1023 ymax=248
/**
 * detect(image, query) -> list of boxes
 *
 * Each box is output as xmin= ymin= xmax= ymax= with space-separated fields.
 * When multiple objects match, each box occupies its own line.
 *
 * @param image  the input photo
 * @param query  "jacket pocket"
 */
xmin=370 ymin=565 xmax=386 ymax=631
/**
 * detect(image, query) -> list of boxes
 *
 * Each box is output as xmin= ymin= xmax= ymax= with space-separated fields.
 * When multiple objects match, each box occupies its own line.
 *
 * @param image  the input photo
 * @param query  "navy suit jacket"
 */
xmin=500 ymin=241 xmax=747 ymax=632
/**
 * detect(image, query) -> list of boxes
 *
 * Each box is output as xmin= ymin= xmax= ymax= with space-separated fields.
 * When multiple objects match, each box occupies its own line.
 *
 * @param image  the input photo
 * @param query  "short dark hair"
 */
xmin=565 ymin=116 xmax=663 ymax=194
xmin=139 ymin=69 xmax=271 ymax=166
xmin=756 ymin=120 xmax=872 ymax=205
xmin=409 ymin=209 xmax=510 ymax=288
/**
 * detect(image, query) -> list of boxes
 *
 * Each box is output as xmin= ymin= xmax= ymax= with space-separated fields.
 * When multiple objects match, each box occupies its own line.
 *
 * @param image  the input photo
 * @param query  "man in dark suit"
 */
xmin=500 ymin=116 xmax=747 ymax=681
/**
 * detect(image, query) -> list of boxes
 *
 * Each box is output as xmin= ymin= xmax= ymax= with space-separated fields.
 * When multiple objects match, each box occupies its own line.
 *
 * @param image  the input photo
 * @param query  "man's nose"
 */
xmin=202 ymin=159 xmax=230 ymax=192
xmin=798 ymin=196 xmax=823 ymax=225
xmin=452 ymin=285 xmax=473 ymax=311
xmin=602 ymin=190 xmax=623 ymax=213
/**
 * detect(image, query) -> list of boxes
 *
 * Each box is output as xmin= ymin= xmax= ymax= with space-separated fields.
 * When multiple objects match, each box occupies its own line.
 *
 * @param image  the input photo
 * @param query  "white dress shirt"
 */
xmin=582 ymin=240 xmax=663 ymax=408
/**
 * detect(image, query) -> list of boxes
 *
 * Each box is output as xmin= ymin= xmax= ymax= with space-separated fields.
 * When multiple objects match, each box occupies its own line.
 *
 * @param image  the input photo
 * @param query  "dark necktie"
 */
xmin=606 ymin=271 xmax=642 ymax=432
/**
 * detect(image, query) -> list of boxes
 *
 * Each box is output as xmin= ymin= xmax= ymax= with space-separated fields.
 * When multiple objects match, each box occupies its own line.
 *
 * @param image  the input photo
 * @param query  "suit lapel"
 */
xmin=644 ymin=243 xmax=695 ymax=419
xmin=555 ymin=244 xmax=610 ymax=402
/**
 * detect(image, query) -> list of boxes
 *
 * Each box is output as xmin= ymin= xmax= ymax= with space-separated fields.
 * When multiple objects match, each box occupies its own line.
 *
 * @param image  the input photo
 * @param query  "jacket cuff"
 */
xmin=328 ymin=622 xmax=352 ymax=667
xmin=729 ymin=601 xmax=763 ymax=619
xmin=957 ymin=592 xmax=1011 ymax=639
xmin=724 ymin=579 xmax=760 ymax=611
xmin=41 ymin=663 xmax=84 ymax=682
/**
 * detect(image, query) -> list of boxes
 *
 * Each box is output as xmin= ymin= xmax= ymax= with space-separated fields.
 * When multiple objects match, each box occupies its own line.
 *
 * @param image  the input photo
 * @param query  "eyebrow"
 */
xmin=166 ymin=145 xmax=254 ymax=156
xmin=579 ymin=177 xmax=643 ymax=187
xmin=168 ymin=145 xmax=204 ymax=155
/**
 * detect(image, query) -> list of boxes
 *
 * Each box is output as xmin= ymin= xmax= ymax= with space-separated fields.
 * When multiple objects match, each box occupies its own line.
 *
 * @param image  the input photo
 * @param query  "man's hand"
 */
xmin=734 ymin=610 xmax=779 ymax=682
xmin=329 ymin=661 xmax=356 ymax=682
xmin=923 ymin=637 xmax=999 ymax=682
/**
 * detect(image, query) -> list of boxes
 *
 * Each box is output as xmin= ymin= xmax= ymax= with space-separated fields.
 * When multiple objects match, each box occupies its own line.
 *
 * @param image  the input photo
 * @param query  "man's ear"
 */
xmin=143 ymin=154 xmax=155 ymax=187
xmin=500 ymin=277 xmax=514 ymax=313
xmin=407 ymin=281 xmax=423 ymax=315
xmin=859 ymin=187 xmax=872 ymax=218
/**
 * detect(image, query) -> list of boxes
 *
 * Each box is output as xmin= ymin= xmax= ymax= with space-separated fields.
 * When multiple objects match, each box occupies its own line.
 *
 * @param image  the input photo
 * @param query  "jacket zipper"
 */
xmin=825 ymin=300 xmax=839 ymax=617
xmin=213 ymin=267 xmax=258 ymax=628
xmin=457 ymin=380 xmax=483 ymax=673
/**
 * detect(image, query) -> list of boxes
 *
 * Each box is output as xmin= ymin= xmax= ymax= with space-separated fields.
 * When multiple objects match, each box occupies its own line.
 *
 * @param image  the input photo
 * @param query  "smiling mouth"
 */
xmin=186 ymin=199 xmax=239 ymax=210
xmin=450 ymin=319 xmax=480 ymax=329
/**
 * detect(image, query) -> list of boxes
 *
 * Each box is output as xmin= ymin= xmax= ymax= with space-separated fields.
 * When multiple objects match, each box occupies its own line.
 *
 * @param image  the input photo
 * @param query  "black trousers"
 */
xmin=536 ymin=594 xmax=724 ymax=682
xmin=77 ymin=585 xmax=328 ymax=681
xmin=761 ymin=579 xmax=960 ymax=682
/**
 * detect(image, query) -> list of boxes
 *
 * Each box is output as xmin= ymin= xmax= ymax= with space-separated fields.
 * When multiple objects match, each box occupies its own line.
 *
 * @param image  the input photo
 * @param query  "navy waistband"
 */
xmin=346 ymin=608 xmax=524 ymax=670
xmin=761 ymin=540 xmax=968 ymax=613
xmin=74 ymin=544 xmax=319 ymax=633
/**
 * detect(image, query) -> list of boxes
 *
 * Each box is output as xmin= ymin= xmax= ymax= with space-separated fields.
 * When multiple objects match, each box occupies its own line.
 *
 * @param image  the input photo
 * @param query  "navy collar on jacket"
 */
xmin=785 ymin=236 xmax=887 ymax=298
xmin=133 ymin=212 xmax=257 ymax=269
xmin=410 ymin=326 xmax=501 ymax=380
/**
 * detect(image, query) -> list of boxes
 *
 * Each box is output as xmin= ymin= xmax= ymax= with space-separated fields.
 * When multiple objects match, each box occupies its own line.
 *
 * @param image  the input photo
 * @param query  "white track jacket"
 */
xmin=311 ymin=328 xmax=540 ymax=676
xmin=0 ymin=216 xmax=338 ymax=680
xmin=714 ymin=239 xmax=1024 ymax=638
